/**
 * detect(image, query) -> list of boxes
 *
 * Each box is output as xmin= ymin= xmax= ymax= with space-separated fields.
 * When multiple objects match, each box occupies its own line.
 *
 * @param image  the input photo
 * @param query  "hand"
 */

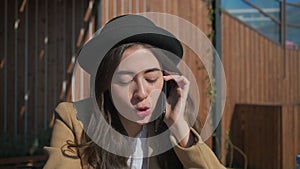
xmin=163 ymin=73 xmax=194 ymax=147
xmin=163 ymin=74 xmax=189 ymax=126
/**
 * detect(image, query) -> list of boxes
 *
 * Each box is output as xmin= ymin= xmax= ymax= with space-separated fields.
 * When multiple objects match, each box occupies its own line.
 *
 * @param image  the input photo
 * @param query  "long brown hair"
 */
xmin=76 ymin=42 xmax=195 ymax=169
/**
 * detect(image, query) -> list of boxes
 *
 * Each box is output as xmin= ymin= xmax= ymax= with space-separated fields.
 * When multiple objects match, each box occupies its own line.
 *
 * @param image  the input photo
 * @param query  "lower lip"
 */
xmin=136 ymin=108 xmax=151 ymax=118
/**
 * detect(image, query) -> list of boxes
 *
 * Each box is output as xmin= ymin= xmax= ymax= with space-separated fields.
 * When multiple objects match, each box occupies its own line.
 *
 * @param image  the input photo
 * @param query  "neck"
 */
xmin=118 ymin=114 xmax=143 ymax=137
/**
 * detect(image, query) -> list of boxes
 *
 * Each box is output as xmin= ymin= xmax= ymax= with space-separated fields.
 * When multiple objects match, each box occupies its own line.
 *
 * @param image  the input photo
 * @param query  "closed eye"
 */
xmin=146 ymin=78 xmax=158 ymax=83
xmin=144 ymin=69 xmax=162 ymax=84
xmin=116 ymin=80 xmax=132 ymax=85
xmin=113 ymin=75 xmax=133 ymax=86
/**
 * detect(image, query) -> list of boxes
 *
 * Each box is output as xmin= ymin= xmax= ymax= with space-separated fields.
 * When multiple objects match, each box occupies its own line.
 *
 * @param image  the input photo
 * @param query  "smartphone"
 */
xmin=155 ymin=81 xmax=167 ymax=133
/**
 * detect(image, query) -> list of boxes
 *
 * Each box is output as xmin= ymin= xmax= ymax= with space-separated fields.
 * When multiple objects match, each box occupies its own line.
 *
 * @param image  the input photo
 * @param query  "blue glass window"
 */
xmin=222 ymin=0 xmax=300 ymax=47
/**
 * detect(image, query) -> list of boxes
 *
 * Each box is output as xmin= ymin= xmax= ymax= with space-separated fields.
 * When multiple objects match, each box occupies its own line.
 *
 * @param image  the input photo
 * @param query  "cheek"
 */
xmin=157 ymin=79 xmax=164 ymax=89
xmin=111 ymin=85 xmax=131 ymax=105
xmin=153 ymin=78 xmax=164 ymax=92
xmin=149 ymin=79 xmax=164 ymax=99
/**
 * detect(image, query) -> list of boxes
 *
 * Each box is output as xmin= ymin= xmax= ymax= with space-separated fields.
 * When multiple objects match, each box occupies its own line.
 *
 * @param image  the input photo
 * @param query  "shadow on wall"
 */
xmin=226 ymin=104 xmax=281 ymax=169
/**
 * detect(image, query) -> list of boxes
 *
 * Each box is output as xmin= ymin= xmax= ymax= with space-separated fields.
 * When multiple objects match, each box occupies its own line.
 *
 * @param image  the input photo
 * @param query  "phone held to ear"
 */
xmin=155 ymin=81 xmax=167 ymax=133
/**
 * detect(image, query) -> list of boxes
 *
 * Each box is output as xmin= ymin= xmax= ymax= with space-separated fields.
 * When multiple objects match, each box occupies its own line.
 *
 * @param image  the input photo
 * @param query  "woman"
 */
xmin=44 ymin=14 xmax=225 ymax=169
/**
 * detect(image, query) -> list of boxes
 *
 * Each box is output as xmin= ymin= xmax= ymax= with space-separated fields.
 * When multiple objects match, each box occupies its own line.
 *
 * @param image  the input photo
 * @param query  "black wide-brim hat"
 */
xmin=77 ymin=14 xmax=183 ymax=75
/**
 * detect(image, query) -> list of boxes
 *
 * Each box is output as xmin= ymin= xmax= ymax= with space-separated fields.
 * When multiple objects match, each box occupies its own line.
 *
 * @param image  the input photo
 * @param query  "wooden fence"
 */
xmin=221 ymin=11 xmax=300 ymax=168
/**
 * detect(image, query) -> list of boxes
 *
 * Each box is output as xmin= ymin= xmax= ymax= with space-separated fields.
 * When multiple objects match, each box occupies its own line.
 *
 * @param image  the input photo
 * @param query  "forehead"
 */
xmin=116 ymin=46 xmax=161 ymax=74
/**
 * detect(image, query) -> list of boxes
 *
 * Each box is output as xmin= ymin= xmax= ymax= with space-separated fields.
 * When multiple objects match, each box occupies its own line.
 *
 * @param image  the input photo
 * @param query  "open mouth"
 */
xmin=136 ymin=107 xmax=151 ymax=118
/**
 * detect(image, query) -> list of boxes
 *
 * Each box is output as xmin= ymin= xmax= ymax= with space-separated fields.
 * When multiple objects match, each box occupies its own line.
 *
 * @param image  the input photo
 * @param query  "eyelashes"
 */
xmin=146 ymin=78 xmax=158 ymax=83
xmin=113 ymin=70 xmax=163 ymax=86
xmin=115 ymin=77 xmax=159 ymax=86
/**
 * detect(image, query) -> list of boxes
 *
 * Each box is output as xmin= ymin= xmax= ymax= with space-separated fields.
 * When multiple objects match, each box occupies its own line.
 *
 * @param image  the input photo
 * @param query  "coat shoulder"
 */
xmin=54 ymin=102 xmax=80 ymax=130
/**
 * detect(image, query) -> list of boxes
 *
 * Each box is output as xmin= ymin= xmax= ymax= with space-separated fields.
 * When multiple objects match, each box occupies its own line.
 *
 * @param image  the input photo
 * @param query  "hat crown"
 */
xmin=101 ymin=15 xmax=156 ymax=34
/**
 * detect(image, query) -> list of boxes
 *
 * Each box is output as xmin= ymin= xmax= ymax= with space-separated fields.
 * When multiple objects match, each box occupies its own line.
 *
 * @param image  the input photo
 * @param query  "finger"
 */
xmin=164 ymin=75 xmax=189 ymax=89
xmin=164 ymin=75 xmax=190 ymax=101
xmin=163 ymin=74 xmax=178 ymax=81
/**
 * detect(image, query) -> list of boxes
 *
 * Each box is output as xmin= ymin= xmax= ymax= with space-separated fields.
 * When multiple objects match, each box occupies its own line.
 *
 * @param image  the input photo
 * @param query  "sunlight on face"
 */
xmin=111 ymin=46 xmax=164 ymax=125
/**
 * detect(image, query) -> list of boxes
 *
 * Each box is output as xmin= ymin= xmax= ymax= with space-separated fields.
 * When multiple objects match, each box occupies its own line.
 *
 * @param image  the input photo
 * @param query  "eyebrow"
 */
xmin=144 ymin=68 xmax=161 ymax=74
xmin=115 ymin=70 xmax=135 ymax=75
xmin=116 ymin=68 xmax=161 ymax=75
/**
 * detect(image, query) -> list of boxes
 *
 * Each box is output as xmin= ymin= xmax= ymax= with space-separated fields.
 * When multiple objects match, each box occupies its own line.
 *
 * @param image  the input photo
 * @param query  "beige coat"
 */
xmin=43 ymin=102 xmax=226 ymax=169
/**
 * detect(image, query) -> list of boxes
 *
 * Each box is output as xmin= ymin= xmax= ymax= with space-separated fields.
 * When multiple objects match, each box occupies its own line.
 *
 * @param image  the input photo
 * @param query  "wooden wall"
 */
xmin=229 ymin=105 xmax=282 ymax=169
xmin=0 ymin=0 xmax=91 ymax=138
xmin=282 ymin=105 xmax=300 ymax=169
xmin=222 ymin=12 xmax=300 ymax=105
xmin=222 ymin=11 xmax=300 ymax=168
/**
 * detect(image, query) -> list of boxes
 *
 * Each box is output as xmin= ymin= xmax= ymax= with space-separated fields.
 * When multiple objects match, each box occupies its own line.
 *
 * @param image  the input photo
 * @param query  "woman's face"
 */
xmin=110 ymin=46 xmax=164 ymax=125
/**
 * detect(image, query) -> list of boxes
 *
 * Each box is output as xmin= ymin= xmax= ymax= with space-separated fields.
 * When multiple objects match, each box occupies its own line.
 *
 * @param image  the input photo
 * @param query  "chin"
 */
xmin=136 ymin=117 xmax=151 ymax=125
xmin=136 ymin=122 xmax=147 ymax=126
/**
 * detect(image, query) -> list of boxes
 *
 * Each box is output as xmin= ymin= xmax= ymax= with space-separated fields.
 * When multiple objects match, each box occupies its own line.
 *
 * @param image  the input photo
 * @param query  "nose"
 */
xmin=132 ymin=79 xmax=148 ymax=101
